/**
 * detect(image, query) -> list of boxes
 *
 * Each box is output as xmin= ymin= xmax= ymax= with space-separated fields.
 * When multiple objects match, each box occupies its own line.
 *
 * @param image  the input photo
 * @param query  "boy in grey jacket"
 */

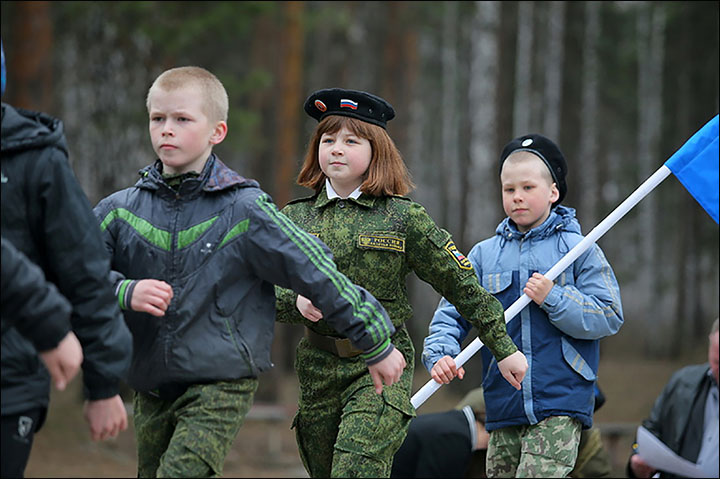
xmin=94 ymin=66 xmax=405 ymax=477
xmin=423 ymin=134 xmax=623 ymax=478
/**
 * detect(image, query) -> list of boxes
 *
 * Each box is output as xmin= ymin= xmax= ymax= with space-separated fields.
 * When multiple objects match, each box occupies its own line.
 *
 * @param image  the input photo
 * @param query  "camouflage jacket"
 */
xmin=275 ymin=186 xmax=517 ymax=362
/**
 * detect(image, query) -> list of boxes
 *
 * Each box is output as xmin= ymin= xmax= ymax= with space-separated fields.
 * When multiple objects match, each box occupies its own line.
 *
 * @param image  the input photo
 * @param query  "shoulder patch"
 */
xmin=444 ymin=240 xmax=473 ymax=270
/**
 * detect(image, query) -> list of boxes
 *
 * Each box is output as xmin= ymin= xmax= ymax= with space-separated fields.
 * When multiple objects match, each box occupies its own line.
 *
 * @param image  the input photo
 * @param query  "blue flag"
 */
xmin=664 ymin=114 xmax=719 ymax=224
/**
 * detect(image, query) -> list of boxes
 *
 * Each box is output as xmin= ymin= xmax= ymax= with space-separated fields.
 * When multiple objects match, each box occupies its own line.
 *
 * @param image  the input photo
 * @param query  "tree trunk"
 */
xmin=543 ymin=1 xmax=565 ymax=141
xmin=247 ymin=13 xmax=281 ymax=190
xmin=273 ymin=1 xmax=305 ymax=209
xmin=578 ymin=1 xmax=600 ymax=229
xmin=636 ymin=2 xmax=665 ymax=353
xmin=441 ymin=1 xmax=461 ymax=236
xmin=512 ymin=1 xmax=533 ymax=136
xmin=8 ymin=1 xmax=53 ymax=112
xmin=265 ymin=1 xmax=305 ymax=402
xmin=465 ymin=1 xmax=500 ymax=247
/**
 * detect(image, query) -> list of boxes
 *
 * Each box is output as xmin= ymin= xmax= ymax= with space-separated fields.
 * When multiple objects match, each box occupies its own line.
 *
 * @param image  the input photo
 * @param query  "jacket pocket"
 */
xmin=561 ymin=336 xmax=597 ymax=381
xmin=481 ymin=271 xmax=513 ymax=294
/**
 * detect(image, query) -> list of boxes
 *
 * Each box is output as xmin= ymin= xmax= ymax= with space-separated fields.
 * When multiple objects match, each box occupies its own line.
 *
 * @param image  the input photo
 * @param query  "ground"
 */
xmin=24 ymin=348 xmax=705 ymax=478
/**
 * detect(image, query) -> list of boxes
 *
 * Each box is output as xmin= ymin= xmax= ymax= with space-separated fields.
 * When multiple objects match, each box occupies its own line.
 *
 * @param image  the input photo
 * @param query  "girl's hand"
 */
xmin=497 ymin=350 xmax=528 ymax=390
xmin=368 ymin=347 xmax=406 ymax=394
xmin=296 ymin=295 xmax=323 ymax=322
xmin=131 ymin=279 xmax=173 ymax=316
xmin=430 ymin=355 xmax=465 ymax=384
xmin=524 ymin=272 xmax=553 ymax=306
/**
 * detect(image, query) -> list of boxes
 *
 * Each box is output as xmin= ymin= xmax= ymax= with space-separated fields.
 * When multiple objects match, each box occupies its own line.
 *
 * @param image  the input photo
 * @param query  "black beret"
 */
xmin=304 ymin=88 xmax=395 ymax=129
xmin=500 ymin=133 xmax=568 ymax=207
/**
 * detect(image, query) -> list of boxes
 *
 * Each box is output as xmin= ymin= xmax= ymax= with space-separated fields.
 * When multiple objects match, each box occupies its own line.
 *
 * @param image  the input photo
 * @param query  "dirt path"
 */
xmin=24 ymin=354 xmax=703 ymax=477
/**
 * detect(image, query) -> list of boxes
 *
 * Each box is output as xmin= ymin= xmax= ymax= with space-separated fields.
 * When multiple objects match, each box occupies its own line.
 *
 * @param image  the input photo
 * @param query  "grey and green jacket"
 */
xmin=275 ymin=186 xmax=517 ymax=363
xmin=94 ymin=156 xmax=395 ymax=393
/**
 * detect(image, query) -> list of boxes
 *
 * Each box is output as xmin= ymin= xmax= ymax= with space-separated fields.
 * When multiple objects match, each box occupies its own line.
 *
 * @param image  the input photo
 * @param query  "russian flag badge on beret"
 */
xmin=340 ymin=98 xmax=358 ymax=110
xmin=314 ymin=99 xmax=327 ymax=112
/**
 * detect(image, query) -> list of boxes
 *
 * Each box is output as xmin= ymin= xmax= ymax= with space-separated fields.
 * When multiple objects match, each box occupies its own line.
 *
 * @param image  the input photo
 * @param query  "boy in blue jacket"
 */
xmin=422 ymin=134 xmax=624 ymax=478
xmin=94 ymin=66 xmax=405 ymax=477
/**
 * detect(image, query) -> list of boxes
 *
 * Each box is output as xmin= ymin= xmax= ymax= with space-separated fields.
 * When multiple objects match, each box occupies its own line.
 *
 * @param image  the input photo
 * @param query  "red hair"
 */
xmin=297 ymin=116 xmax=414 ymax=196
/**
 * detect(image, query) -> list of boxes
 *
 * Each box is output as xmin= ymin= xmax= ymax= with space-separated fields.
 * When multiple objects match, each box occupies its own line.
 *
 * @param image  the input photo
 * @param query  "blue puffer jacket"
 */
xmin=94 ymin=155 xmax=395 ymax=393
xmin=423 ymin=205 xmax=623 ymax=431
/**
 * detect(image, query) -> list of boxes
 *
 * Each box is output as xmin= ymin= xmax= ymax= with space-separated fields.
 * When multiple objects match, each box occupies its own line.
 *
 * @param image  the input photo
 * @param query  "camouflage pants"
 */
xmin=292 ymin=330 xmax=416 ymax=478
xmin=133 ymin=378 xmax=258 ymax=478
xmin=486 ymin=415 xmax=581 ymax=478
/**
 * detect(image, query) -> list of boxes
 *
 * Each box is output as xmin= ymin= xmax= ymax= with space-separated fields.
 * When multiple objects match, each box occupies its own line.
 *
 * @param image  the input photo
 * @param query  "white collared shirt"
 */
xmin=326 ymin=179 xmax=362 ymax=200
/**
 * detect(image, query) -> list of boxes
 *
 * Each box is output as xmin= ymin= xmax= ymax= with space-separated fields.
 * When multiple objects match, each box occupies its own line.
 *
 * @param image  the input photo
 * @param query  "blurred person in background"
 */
xmin=627 ymin=317 xmax=719 ymax=478
xmin=391 ymin=387 xmax=489 ymax=478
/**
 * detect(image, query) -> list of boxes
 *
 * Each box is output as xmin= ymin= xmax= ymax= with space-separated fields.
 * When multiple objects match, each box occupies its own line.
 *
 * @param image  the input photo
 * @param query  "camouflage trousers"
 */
xmin=486 ymin=415 xmax=582 ymax=478
xmin=292 ymin=329 xmax=416 ymax=478
xmin=133 ymin=378 xmax=258 ymax=478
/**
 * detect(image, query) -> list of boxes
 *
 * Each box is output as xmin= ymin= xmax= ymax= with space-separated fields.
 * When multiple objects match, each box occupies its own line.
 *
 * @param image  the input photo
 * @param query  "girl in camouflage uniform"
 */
xmin=275 ymin=88 xmax=528 ymax=478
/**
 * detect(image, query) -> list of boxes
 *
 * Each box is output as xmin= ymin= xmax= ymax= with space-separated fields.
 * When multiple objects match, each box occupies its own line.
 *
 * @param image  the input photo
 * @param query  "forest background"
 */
xmin=1 ymin=1 xmax=718 ymax=477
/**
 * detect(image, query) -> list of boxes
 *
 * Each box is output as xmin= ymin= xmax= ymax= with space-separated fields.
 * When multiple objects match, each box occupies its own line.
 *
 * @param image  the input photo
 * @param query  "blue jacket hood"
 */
xmin=496 ymin=205 xmax=582 ymax=243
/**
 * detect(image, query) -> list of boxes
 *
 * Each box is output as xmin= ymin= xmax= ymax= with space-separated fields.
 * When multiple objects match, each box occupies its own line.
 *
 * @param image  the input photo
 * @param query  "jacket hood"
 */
xmin=135 ymin=154 xmax=258 ymax=193
xmin=1 ymin=102 xmax=67 ymax=155
xmin=496 ymin=204 xmax=581 ymax=242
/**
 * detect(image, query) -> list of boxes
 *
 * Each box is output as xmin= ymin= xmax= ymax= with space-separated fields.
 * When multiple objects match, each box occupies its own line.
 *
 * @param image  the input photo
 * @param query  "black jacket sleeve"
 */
xmin=1 ymin=236 xmax=72 ymax=352
xmin=29 ymin=148 xmax=132 ymax=400
xmin=244 ymin=193 xmax=395 ymax=365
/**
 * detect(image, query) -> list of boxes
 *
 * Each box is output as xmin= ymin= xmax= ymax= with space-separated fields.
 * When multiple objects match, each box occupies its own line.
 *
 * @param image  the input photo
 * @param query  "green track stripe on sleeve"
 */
xmin=117 ymin=280 xmax=131 ymax=310
xmin=256 ymin=194 xmax=391 ymax=342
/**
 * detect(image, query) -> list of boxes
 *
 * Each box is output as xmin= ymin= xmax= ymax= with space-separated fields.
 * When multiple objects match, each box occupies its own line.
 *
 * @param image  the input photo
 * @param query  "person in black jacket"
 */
xmin=0 ymin=41 xmax=133 ymax=478
xmin=1 ymin=236 xmax=83 ymax=393
xmin=391 ymin=387 xmax=489 ymax=478
xmin=627 ymin=317 xmax=719 ymax=478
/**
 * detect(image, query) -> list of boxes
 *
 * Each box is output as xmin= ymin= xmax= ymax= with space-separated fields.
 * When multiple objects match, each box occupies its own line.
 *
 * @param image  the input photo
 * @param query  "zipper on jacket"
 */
xmin=163 ymin=195 xmax=182 ymax=367
xmin=224 ymin=319 xmax=259 ymax=376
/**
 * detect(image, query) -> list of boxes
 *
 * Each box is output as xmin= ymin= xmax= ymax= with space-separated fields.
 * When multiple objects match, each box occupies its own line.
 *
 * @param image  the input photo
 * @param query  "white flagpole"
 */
xmin=411 ymin=165 xmax=673 ymax=410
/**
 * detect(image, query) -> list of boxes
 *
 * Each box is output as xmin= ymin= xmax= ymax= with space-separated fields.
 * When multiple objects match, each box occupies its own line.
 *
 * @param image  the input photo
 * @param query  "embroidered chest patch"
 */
xmin=357 ymin=234 xmax=405 ymax=253
xmin=444 ymin=240 xmax=473 ymax=270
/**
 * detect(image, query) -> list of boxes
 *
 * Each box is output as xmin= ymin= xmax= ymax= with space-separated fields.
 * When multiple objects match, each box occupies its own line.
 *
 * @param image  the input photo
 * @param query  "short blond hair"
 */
xmin=146 ymin=66 xmax=228 ymax=122
xmin=501 ymin=151 xmax=555 ymax=186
